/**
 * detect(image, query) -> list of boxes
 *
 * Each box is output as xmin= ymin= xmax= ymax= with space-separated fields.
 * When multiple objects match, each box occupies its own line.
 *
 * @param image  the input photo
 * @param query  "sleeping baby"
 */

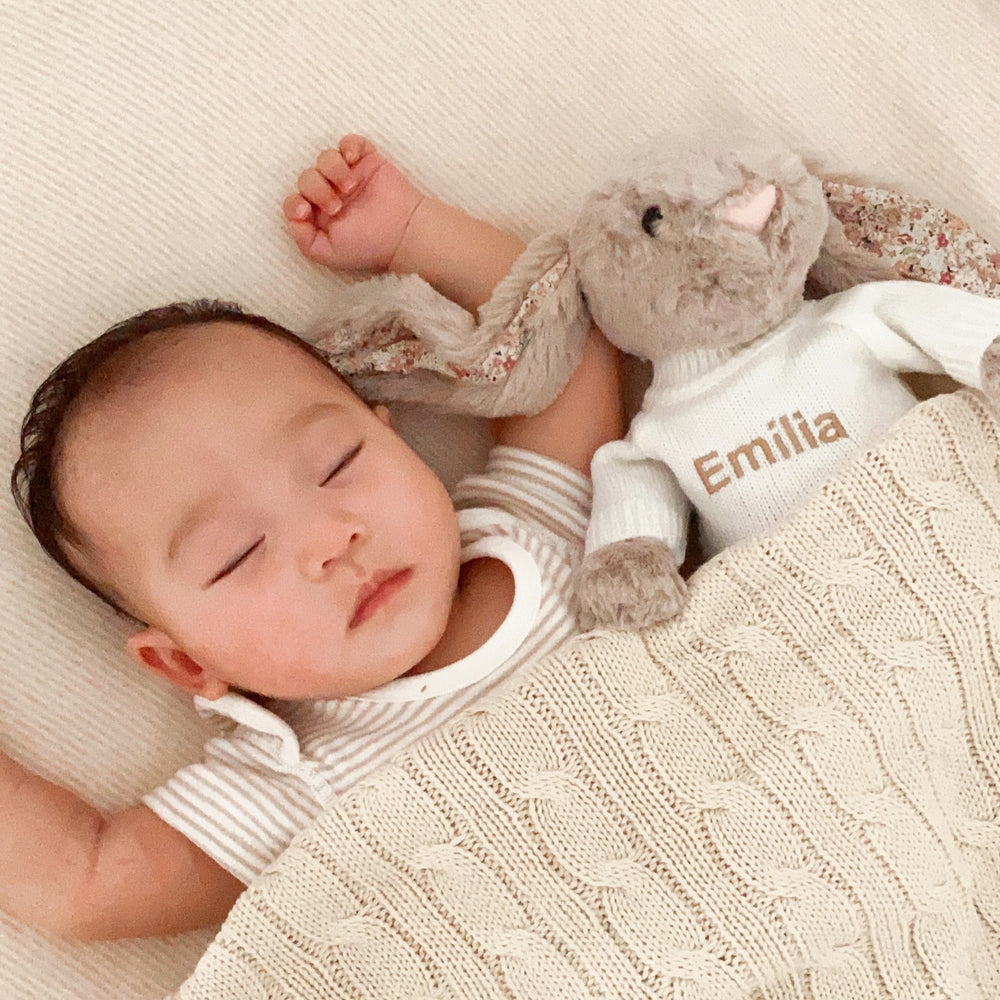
xmin=0 ymin=135 xmax=624 ymax=939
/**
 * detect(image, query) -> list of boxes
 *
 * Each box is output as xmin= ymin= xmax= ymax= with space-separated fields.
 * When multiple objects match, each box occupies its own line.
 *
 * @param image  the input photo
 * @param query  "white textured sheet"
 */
xmin=1 ymin=2 xmax=999 ymax=996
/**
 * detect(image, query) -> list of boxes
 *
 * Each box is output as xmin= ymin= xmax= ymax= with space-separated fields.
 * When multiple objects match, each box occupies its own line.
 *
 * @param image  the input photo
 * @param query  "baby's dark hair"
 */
xmin=11 ymin=299 xmax=335 ymax=612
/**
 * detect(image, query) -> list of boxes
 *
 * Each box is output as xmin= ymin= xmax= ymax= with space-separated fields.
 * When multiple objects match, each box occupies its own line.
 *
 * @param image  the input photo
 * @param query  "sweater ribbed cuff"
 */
xmin=587 ymin=441 xmax=689 ymax=560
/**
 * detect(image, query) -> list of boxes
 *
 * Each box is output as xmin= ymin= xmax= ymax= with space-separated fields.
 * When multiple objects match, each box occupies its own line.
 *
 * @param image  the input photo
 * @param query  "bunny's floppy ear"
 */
xmin=810 ymin=178 xmax=1000 ymax=299
xmin=813 ymin=179 xmax=1000 ymax=298
xmin=313 ymin=231 xmax=592 ymax=417
xmin=808 ymin=193 xmax=901 ymax=297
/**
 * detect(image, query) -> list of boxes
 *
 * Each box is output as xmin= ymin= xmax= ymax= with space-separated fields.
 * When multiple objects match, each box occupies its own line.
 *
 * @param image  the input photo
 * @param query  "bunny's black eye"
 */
xmin=641 ymin=205 xmax=663 ymax=236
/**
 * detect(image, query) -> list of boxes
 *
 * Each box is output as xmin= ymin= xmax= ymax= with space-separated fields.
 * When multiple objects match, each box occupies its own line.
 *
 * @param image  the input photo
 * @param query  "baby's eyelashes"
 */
xmin=196 ymin=442 xmax=365 ymax=587
xmin=207 ymin=537 xmax=265 ymax=587
xmin=319 ymin=442 xmax=364 ymax=486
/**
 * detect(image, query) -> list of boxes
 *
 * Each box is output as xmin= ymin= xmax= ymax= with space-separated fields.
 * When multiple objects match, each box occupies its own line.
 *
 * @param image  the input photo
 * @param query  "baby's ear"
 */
xmin=126 ymin=629 xmax=229 ymax=700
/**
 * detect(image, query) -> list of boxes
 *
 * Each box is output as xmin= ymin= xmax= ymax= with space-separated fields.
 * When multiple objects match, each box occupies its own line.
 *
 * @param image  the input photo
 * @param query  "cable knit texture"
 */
xmin=174 ymin=388 xmax=1000 ymax=999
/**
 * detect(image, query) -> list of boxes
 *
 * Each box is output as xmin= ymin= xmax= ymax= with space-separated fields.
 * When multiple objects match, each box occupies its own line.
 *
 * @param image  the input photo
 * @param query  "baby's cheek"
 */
xmin=203 ymin=598 xmax=308 ymax=678
xmin=242 ymin=600 xmax=315 ymax=661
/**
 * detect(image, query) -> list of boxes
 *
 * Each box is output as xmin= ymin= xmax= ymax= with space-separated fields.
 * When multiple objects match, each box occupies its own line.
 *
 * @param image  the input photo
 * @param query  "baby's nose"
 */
xmin=297 ymin=509 xmax=366 ymax=581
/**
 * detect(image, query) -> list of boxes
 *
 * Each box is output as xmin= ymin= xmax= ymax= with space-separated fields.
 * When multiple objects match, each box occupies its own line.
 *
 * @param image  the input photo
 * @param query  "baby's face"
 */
xmin=57 ymin=323 xmax=461 ymax=699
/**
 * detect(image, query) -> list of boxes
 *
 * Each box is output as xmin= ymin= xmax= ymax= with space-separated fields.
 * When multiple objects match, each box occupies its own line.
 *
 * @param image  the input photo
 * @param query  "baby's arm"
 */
xmin=490 ymin=327 xmax=624 ymax=475
xmin=0 ymin=750 xmax=243 ymax=939
xmin=285 ymin=136 xmax=625 ymax=473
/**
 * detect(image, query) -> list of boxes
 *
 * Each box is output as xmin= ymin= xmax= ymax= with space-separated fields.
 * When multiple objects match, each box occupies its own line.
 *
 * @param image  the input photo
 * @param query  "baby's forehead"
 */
xmin=60 ymin=322 xmax=356 ymax=482
xmin=81 ymin=321 xmax=351 ymax=411
xmin=49 ymin=320 xmax=360 ymax=616
xmin=136 ymin=321 xmax=337 ymax=382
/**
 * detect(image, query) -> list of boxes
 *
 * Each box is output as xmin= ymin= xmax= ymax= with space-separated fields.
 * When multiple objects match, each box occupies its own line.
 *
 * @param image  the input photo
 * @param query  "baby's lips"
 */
xmin=349 ymin=567 xmax=412 ymax=629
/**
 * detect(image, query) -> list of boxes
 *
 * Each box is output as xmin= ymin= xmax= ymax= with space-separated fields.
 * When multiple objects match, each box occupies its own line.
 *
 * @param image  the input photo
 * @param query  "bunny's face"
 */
xmin=567 ymin=139 xmax=829 ymax=362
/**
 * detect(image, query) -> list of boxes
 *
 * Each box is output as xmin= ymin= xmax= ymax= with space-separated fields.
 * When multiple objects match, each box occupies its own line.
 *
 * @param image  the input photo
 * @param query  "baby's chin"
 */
xmin=267 ymin=652 xmax=431 ymax=701
xmin=239 ymin=601 xmax=453 ymax=699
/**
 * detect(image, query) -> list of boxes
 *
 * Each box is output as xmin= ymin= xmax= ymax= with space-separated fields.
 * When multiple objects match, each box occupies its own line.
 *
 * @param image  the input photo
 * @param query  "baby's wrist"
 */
xmin=384 ymin=197 xmax=524 ymax=314
xmin=386 ymin=195 xmax=436 ymax=276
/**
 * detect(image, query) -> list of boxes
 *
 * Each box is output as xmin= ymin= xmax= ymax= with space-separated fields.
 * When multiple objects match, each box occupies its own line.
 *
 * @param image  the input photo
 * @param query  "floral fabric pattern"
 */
xmin=320 ymin=255 xmax=570 ymax=381
xmin=823 ymin=180 xmax=1000 ymax=297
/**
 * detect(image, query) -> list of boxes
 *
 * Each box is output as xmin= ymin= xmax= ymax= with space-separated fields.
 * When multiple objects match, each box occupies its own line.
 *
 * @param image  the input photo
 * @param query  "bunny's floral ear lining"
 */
xmin=318 ymin=254 xmax=570 ymax=384
xmin=822 ymin=180 xmax=1000 ymax=297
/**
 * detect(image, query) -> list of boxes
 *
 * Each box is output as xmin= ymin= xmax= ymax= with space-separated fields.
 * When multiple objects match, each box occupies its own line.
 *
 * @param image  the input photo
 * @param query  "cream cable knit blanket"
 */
xmin=175 ymin=389 xmax=1000 ymax=1000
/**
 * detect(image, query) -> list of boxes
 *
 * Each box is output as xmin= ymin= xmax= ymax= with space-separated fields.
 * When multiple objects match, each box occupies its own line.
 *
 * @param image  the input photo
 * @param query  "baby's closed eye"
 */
xmin=207 ymin=537 xmax=265 ymax=587
xmin=319 ymin=442 xmax=363 ymax=486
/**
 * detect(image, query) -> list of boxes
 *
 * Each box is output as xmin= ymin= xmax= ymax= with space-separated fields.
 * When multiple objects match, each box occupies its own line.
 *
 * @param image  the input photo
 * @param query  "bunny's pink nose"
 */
xmin=724 ymin=184 xmax=778 ymax=234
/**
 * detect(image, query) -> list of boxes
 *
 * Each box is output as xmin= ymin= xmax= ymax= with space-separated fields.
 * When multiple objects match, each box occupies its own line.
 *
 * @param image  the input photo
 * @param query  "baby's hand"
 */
xmin=283 ymin=135 xmax=424 ymax=274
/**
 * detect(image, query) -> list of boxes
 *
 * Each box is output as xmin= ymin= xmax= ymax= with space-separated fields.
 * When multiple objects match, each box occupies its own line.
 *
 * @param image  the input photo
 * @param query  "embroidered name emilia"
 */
xmin=694 ymin=410 xmax=848 ymax=494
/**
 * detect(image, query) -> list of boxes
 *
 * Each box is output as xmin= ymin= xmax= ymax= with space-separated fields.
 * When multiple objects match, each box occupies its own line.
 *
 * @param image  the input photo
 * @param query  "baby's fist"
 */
xmin=283 ymin=135 xmax=423 ymax=274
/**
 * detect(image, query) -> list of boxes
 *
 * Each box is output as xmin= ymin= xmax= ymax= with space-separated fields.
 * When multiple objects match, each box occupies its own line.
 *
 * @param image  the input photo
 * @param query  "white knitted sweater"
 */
xmin=175 ymin=389 xmax=1000 ymax=1000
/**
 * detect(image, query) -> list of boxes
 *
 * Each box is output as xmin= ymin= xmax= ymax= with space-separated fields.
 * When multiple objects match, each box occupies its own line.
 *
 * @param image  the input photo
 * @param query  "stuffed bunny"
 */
xmin=315 ymin=135 xmax=1000 ymax=631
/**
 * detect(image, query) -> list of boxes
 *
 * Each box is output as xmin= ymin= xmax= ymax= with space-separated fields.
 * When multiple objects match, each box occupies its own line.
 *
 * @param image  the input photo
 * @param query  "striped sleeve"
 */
xmin=142 ymin=729 xmax=328 ymax=884
xmin=450 ymin=446 xmax=592 ymax=547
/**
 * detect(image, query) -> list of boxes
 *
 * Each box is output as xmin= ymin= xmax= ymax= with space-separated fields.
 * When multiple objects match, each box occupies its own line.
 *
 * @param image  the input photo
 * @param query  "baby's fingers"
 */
xmin=296 ymin=166 xmax=343 ymax=216
xmin=315 ymin=147 xmax=359 ymax=196
xmin=282 ymin=193 xmax=328 ymax=260
xmin=282 ymin=192 xmax=312 ymax=223
xmin=338 ymin=134 xmax=376 ymax=166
